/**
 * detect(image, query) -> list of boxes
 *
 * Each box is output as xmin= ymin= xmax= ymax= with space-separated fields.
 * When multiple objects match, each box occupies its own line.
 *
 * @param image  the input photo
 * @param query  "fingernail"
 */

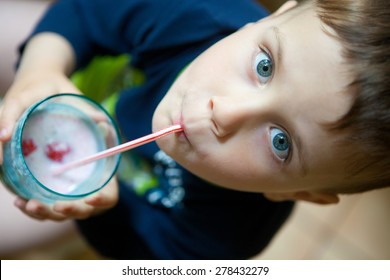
xmin=0 ymin=128 xmax=8 ymax=139
xmin=14 ymin=198 xmax=24 ymax=208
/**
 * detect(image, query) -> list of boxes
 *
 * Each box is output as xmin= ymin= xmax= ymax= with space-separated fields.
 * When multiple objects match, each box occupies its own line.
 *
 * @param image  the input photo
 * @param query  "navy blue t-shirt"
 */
xmin=29 ymin=0 xmax=294 ymax=259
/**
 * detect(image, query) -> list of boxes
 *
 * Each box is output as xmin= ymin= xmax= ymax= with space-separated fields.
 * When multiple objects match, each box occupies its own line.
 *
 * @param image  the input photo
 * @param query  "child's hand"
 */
xmin=0 ymin=72 xmax=80 ymax=154
xmin=0 ymin=33 xmax=78 ymax=163
xmin=13 ymin=177 xmax=119 ymax=221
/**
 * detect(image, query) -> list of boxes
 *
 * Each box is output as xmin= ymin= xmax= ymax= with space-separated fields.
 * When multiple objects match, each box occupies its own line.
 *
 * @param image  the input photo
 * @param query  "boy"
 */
xmin=0 ymin=0 xmax=388 ymax=259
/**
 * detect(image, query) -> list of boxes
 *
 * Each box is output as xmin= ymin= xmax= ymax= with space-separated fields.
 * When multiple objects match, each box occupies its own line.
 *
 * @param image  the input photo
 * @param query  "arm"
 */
xmin=0 ymin=32 xmax=78 ymax=147
xmin=0 ymin=0 xmax=171 ymax=221
xmin=0 ymin=33 xmax=119 ymax=222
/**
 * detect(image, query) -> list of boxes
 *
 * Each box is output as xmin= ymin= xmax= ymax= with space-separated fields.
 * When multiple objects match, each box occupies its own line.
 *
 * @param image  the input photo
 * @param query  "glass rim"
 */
xmin=16 ymin=93 xmax=122 ymax=199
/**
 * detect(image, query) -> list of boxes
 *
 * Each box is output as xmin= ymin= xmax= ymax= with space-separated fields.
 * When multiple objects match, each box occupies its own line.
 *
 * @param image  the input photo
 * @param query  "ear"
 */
xmin=264 ymin=191 xmax=340 ymax=205
xmin=255 ymin=1 xmax=298 ymax=24
xmin=273 ymin=0 xmax=298 ymax=16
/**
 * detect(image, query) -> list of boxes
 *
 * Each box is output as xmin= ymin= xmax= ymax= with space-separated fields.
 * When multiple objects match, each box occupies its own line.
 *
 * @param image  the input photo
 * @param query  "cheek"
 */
xmin=195 ymin=126 xmax=273 ymax=186
xmin=188 ymin=41 xmax=239 ymax=79
xmin=246 ymin=125 xmax=275 ymax=173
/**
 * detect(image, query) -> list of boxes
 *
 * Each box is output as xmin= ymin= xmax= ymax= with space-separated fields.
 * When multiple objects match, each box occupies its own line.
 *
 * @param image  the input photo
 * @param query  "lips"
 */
xmin=173 ymin=111 xmax=191 ymax=145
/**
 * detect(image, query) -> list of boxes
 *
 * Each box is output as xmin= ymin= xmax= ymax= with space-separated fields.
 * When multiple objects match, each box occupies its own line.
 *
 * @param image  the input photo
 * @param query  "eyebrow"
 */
xmin=270 ymin=26 xmax=308 ymax=176
xmin=270 ymin=26 xmax=284 ymax=66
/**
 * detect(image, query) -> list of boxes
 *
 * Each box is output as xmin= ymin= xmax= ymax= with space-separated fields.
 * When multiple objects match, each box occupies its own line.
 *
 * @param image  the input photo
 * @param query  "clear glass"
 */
xmin=0 ymin=94 xmax=121 ymax=203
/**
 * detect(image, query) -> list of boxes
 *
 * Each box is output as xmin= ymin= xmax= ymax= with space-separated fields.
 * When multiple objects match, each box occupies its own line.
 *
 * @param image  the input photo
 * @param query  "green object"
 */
xmin=70 ymin=55 xmax=156 ymax=194
xmin=117 ymin=151 xmax=159 ymax=196
xmin=71 ymin=54 xmax=145 ymax=116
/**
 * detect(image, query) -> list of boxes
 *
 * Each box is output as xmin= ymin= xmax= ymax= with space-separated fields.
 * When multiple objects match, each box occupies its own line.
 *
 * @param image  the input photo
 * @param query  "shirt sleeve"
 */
xmin=29 ymin=0 xmax=268 ymax=68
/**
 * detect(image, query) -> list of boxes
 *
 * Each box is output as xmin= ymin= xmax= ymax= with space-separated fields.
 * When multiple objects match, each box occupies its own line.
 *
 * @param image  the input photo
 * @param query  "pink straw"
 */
xmin=53 ymin=124 xmax=183 ymax=175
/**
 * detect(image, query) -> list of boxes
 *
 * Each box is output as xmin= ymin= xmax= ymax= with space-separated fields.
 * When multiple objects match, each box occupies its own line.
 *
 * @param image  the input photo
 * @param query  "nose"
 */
xmin=209 ymin=95 xmax=263 ymax=137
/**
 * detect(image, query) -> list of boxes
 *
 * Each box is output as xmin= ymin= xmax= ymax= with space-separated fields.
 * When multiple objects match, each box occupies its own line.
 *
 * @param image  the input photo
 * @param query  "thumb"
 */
xmin=0 ymin=100 xmax=22 ymax=142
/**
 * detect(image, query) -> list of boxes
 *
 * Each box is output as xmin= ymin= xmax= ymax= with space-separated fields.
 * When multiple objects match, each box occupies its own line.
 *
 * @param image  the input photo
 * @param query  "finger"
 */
xmin=0 ymin=98 xmax=22 ymax=142
xmin=53 ymin=200 xmax=95 ymax=220
xmin=0 ymin=142 xmax=4 ymax=164
xmin=0 ymin=76 xmax=81 ymax=141
xmin=0 ymin=98 xmax=23 ymax=164
xmin=55 ymin=180 xmax=120 ymax=218
xmin=14 ymin=198 xmax=47 ymax=221
xmin=14 ymin=197 xmax=67 ymax=221
xmin=0 ymin=103 xmax=6 ymax=163
xmin=84 ymin=179 xmax=119 ymax=209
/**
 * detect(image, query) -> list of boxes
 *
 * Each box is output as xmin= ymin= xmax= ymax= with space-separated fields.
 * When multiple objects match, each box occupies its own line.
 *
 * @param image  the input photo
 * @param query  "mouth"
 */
xmin=174 ymin=113 xmax=191 ymax=145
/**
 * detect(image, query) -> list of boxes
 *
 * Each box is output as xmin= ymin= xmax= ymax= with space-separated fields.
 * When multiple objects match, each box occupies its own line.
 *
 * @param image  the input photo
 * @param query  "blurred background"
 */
xmin=1 ymin=0 xmax=389 ymax=260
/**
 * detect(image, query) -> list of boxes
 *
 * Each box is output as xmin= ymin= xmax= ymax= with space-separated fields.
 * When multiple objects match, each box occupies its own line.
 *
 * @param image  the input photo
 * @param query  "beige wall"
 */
xmin=0 ymin=1 xmax=53 ymax=96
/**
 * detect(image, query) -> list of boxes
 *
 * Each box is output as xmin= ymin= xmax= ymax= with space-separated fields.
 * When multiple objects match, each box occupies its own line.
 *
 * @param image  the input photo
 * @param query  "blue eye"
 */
xmin=255 ymin=50 xmax=273 ymax=84
xmin=270 ymin=127 xmax=290 ymax=160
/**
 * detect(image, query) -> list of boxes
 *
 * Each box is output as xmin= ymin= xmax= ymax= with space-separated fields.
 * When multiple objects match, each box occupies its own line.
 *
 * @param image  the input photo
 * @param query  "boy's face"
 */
xmin=153 ymin=3 xmax=353 ymax=194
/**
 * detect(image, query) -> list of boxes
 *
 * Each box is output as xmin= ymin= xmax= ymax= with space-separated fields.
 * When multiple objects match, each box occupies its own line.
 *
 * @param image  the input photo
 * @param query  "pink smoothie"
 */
xmin=22 ymin=109 xmax=101 ymax=194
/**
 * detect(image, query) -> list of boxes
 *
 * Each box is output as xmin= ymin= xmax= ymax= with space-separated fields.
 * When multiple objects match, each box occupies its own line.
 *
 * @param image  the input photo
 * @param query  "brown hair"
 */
xmin=313 ymin=0 xmax=390 ymax=193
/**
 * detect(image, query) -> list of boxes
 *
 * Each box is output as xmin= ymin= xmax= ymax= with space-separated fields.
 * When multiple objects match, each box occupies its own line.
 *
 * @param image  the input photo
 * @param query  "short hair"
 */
xmin=313 ymin=0 xmax=390 ymax=193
